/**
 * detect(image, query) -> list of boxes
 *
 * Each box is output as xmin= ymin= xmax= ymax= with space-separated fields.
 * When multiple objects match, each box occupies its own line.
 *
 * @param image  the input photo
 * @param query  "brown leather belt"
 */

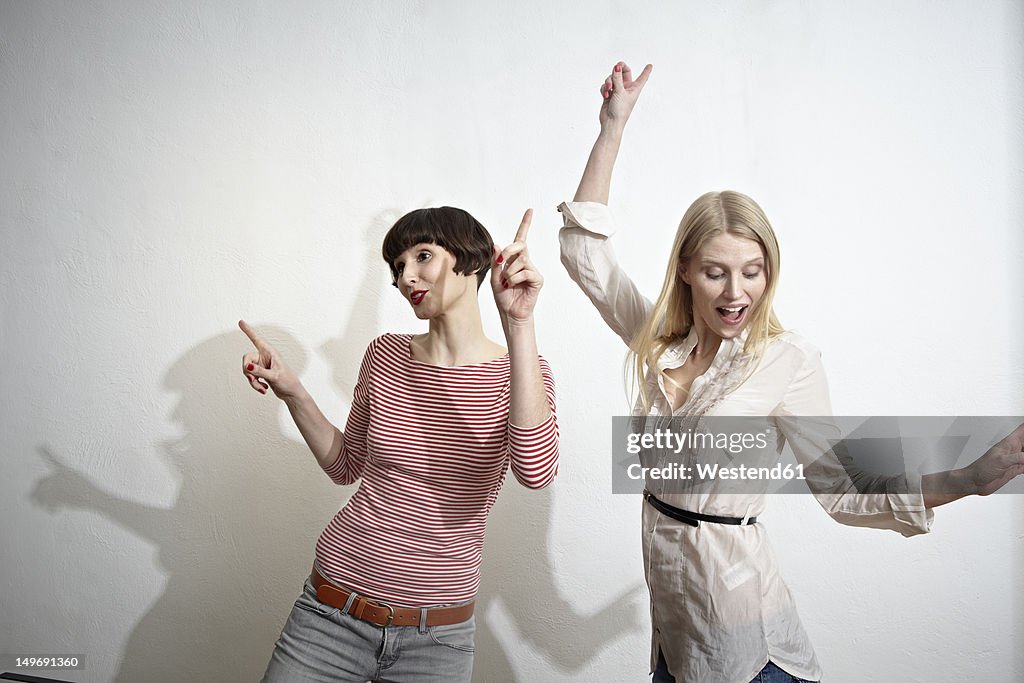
xmin=311 ymin=566 xmax=474 ymax=628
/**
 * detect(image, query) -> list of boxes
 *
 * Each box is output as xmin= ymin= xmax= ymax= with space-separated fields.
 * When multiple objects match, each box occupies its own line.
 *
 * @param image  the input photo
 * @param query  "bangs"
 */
xmin=381 ymin=206 xmax=494 ymax=289
xmin=382 ymin=209 xmax=444 ymax=267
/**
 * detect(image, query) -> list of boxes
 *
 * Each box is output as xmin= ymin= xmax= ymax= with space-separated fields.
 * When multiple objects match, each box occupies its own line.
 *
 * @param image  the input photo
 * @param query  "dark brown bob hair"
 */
xmin=382 ymin=207 xmax=494 ymax=289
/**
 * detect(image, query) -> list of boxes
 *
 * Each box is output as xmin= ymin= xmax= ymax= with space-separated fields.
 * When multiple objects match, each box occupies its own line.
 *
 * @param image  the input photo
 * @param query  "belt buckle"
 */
xmin=383 ymin=603 xmax=395 ymax=626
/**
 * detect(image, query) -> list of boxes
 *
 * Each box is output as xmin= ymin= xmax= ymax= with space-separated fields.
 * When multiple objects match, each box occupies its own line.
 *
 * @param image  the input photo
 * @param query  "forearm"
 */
xmin=573 ymin=124 xmax=625 ymax=204
xmin=501 ymin=314 xmax=558 ymax=489
xmin=921 ymin=468 xmax=975 ymax=508
xmin=502 ymin=316 xmax=550 ymax=428
xmin=283 ymin=387 xmax=344 ymax=470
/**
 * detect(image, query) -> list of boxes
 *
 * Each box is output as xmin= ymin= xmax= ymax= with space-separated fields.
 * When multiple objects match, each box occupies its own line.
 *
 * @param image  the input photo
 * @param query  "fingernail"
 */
xmin=502 ymin=280 xmax=508 ymax=289
xmin=615 ymin=64 xmax=621 ymax=72
xmin=259 ymin=388 xmax=266 ymax=394
xmin=247 ymin=364 xmax=254 ymax=371
xmin=496 ymin=254 xmax=503 ymax=264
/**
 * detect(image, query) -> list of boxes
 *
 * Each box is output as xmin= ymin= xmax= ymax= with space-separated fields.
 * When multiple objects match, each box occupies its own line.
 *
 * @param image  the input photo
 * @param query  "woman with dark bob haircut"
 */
xmin=241 ymin=206 xmax=559 ymax=682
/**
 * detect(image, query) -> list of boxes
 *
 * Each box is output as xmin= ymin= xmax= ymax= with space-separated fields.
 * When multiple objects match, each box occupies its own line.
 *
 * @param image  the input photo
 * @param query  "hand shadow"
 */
xmin=31 ymin=326 xmax=353 ymax=682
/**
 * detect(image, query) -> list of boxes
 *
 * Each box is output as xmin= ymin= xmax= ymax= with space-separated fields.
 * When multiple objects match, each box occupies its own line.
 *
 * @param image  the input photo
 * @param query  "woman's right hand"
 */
xmin=599 ymin=61 xmax=653 ymax=129
xmin=238 ymin=319 xmax=303 ymax=401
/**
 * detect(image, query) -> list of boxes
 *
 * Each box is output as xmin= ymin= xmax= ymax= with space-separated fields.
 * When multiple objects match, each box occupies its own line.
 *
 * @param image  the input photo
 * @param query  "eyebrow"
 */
xmin=393 ymin=244 xmax=434 ymax=266
xmin=699 ymin=257 xmax=765 ymax=267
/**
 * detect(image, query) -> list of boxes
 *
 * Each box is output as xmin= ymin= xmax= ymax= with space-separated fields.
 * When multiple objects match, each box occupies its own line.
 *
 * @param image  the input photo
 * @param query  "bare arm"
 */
xmin=492 ymin=211 xmax=550 ymax=429
xmin=921 ymin=423 xmax=1024 ymax=506
xmin=490 ymin=211 xmax=559 ymax=488
xmin=239 ymin=319 xmax=343 ymax=470
xmin=573 ymin=61 xmax=653 ymax=204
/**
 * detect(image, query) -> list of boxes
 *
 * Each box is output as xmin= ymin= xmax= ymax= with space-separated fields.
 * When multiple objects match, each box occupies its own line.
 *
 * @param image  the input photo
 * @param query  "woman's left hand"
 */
xmin=492 ymin=209 xmax=543 ymax=323
xmin=964 ymin=422 xmax=1024 ymax=495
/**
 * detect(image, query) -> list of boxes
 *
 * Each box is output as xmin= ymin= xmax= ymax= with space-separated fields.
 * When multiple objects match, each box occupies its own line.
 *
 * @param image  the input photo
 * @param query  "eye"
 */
xmin=706 ymin=271 xmax=725 ymax=281
xmin=416 ymin=250 xmax=431 ymax=263
xmin=743 ymin=270 xmax=762 ymax=280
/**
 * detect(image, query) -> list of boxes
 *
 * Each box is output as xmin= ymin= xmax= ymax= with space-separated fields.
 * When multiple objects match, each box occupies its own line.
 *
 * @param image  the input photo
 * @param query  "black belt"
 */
xmin=643 ymin=489 xmax=757 ymax=527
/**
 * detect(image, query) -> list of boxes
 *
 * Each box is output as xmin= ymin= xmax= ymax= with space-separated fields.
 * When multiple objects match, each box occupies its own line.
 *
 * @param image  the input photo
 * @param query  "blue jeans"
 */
xmin=652 ymin=649 xmax=817 ymax=683
xmin=261 ymin=578 xmax=475 ymax=682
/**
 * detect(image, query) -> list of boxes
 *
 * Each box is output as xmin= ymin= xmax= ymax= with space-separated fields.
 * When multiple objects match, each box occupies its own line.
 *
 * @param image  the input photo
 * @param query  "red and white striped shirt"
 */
xmin=314 ymin=333 xmax=559 ymax=607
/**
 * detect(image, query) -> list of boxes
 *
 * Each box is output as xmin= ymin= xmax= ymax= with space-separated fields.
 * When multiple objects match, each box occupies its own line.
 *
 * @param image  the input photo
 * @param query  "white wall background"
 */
xmin=2 ymin=1 xmax=1022 ymax=681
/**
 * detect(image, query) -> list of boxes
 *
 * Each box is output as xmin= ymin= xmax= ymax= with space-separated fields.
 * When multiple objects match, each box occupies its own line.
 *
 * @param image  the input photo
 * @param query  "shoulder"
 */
xmin=768 ymin=330 xmax=822 ymax=361
xmin=371 ymin=332 xmax=411 ymax=348
xmin=761 ymin=331 xmax=829 ymax=394
xmin=753 ymin=331 xmax=825 ymax=382
xmin=361 ymin=333 xmax=412 ymax=364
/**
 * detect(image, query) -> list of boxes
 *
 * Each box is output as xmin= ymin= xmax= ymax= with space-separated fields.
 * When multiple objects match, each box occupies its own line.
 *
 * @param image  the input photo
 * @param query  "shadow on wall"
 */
xmin=32 ymin=326 xmax=345 ymax=682
xmin=28 ymin=207 xmax=642 ymax=682
xmin=473 ymin=483 xmax=645 ymax=681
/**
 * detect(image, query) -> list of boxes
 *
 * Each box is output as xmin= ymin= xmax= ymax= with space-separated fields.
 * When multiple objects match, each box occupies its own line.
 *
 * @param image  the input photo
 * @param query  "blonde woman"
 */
xmin=559 ymin=61 xmax=1024 ymax=683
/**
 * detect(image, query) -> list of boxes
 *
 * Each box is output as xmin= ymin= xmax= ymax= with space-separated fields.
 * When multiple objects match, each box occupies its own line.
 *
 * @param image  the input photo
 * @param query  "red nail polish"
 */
xmin=502 ymin=280 xmax=508 ymax=289
xmin=259 ymin=388 xmax=266 ymax=394
xmin=247 ymin=364 xmax=254 ymax=371
xmin=615 ymin=64 xmax=621 ymax=72
xmin=497 ymin=254 xmax=503 ymax=264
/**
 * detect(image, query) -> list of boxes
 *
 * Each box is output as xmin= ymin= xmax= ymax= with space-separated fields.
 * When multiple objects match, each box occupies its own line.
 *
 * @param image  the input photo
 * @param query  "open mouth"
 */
xmin=716 ymin=305 xmax=748 ymax=325
xmin=410 ymin=290 xmax=427 ymax=305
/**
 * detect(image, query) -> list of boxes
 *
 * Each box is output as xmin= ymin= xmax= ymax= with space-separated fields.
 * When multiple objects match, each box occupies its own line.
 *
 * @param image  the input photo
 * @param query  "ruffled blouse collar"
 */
xmin=649 ymin=327 xmax=754 ymax=417
xmin=656 ymin=327 xmax=750 ymax=372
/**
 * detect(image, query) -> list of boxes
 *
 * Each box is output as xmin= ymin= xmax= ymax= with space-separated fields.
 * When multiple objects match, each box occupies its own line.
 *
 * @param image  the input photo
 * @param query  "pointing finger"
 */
xmin=513 ymin=208 xmax=533 ymax=243
xmin=238 ymin=319 xmax=265 ymax=350
xmin=634 ymin=63 xmax=653 ymax=90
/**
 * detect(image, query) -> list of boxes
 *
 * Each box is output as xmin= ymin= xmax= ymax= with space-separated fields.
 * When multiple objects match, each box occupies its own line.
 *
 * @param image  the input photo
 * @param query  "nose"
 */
xmin=401 ymin=264 xmax=417 ymax=288
xmin=724 ymin=273 xmax=743 ymax=299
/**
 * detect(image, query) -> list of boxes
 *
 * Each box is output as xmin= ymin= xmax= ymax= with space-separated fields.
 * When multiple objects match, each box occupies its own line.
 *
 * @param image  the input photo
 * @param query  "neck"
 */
xmin=689 ymin=316 xmax=724 ymax=361
xmin=416 ymin=293 xmax=499 ymax=366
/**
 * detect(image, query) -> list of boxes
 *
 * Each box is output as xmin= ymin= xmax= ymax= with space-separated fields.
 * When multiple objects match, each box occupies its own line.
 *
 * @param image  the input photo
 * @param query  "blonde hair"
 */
xmin=629 ymin=191 xmax=785 ymax=413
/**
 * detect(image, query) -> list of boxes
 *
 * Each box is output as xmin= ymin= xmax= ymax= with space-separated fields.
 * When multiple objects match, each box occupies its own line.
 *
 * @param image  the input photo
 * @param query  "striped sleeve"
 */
xmin=321 ymin=337 xmax=376 ymax=485
xmin=507 ymin=356 xmax=559 ymax=489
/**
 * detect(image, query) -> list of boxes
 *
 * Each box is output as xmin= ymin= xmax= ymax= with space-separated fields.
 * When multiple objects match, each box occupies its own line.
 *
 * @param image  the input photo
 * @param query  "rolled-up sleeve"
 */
xmin=508 ymin=357 xmax=559 ymax=489
xmin=775 ymin=348 xmax=933 ymax=536
xmin=558 ymin=201 xmax=653 ymax=346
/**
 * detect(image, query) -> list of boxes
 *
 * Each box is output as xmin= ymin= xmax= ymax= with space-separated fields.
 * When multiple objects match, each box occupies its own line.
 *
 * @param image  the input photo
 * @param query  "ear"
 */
xmin=677 ymin=260 xmax=691 ymax=285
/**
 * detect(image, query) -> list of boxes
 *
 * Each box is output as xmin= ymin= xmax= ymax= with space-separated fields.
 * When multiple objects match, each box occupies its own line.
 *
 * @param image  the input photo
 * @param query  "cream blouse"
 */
xmin=558 ymin=200 xmax=933 ymax=683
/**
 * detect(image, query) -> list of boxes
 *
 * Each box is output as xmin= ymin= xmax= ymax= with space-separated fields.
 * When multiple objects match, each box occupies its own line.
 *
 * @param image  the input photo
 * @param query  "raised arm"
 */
xmin=239 ymin=319 xmax=366 ymax=482
xmin=492 ymin=211 xmax=559 ymax=488
xmin=559 ymin=61 xmax=657 ymax=346
xmin=574 ymin=61 xmax=652 ymax=204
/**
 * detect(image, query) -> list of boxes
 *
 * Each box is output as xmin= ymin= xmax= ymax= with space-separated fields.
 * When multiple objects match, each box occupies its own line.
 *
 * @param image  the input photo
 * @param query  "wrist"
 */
xmin=922 ymin=468 xmax=975 ymax=508
xmin=282 ymin=384 xmax=312 ymax=410
xmin=598 ymin=122 xmax=626 ymax=141
xmin=502 ymin=314 xmax=536 ymax=336
xmin=953 ymin=466 xmax=981 ymax=496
